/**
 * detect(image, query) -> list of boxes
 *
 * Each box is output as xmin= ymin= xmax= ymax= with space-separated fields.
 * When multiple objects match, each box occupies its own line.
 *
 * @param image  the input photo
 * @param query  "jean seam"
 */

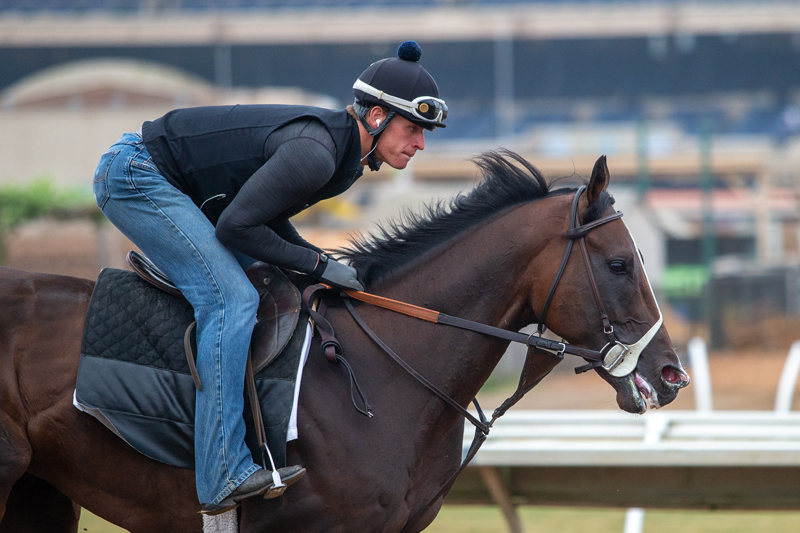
xmin=212 ymin=464 xmax=261 ymax=506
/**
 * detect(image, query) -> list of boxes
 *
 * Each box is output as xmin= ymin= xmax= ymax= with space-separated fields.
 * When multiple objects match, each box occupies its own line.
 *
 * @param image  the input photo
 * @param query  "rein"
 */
xmin=339 ymin=289 xmax=606 ymax=362
xmin=303 ymin=185 xmax=661 ymax=532
xmin=335 ymin=186 xmax=628 ymax=372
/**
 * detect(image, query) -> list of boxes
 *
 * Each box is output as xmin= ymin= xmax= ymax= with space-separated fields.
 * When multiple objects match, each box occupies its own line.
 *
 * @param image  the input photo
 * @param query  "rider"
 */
xmin=91 ymin=41 xmax=447 ymax=514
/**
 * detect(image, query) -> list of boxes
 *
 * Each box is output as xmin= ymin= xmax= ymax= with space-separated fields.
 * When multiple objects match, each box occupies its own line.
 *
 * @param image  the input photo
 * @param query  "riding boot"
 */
xmin=200 ymin=465 xmax=306 ymax=515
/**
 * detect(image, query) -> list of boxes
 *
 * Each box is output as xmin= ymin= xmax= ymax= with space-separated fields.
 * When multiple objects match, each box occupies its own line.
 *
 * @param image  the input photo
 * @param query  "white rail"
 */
xmin=775 ymin=340 xmax=800 ymax=413
xmin=688 ymin=336 xmax=713 ymax=412
xmin=465 ymin=337 xmax=800 ymax=533
xmin=468 ymin=410 xmax=800 ymax=467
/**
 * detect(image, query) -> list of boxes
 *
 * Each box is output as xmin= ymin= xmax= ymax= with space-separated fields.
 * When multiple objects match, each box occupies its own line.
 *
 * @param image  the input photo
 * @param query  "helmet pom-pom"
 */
xmin=397 ymin=41 xmax=422 ymax=62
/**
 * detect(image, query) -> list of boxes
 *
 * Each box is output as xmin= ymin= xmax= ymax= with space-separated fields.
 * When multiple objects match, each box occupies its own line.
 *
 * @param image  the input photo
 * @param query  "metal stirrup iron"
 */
xmin=245 ymin=352 xmax=285 ymax=494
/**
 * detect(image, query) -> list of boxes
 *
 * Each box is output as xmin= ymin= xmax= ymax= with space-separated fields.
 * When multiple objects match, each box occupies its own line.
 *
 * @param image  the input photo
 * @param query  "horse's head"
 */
xmin=531 ymin=156 xmax=689 ymax=414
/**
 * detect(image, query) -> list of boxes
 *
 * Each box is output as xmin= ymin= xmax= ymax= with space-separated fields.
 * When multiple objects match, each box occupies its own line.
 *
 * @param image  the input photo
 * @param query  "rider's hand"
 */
xmin=313 ymin=254 xmax=364 ymax=291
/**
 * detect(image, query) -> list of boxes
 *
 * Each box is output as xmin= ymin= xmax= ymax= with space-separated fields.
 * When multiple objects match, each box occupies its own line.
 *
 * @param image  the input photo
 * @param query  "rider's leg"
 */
xmin=94 ymin=133 xmax=261 ymax=506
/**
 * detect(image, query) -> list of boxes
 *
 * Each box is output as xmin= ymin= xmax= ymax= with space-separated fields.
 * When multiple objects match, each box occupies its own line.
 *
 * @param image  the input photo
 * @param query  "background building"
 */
xmin=1 ymin=0 xmax=799 ymax=337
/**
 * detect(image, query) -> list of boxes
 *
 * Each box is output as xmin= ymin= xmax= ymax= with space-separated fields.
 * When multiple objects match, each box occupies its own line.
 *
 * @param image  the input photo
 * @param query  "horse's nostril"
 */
xmin=662 ymin=365 xmax=690 ymax=387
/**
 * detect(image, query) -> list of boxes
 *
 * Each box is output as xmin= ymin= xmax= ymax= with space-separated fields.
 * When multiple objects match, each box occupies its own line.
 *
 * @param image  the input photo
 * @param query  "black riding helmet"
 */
xmin=353 ymin=41 xmax=447 ymax=171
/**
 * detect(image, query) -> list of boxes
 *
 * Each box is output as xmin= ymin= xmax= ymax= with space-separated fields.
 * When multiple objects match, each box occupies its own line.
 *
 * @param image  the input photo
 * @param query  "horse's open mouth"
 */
xmin=615 ymin=372 xmax=661 ymax=414
xmin=634 ymin=372 xmax=661 ymax=411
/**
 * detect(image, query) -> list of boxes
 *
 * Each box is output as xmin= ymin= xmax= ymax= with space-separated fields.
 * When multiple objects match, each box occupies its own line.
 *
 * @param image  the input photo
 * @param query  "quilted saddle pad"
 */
xmin=74 ymin=268 xmax=309 ymax=470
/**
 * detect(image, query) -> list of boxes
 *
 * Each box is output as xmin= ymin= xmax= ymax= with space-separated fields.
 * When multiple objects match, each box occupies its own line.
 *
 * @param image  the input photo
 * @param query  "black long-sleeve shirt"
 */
xmin=215 ymin=118 xmax=356 ymax=273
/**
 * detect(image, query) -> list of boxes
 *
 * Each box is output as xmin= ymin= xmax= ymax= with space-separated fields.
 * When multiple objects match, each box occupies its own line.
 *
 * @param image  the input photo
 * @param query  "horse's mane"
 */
xmin=337 ymin=149 xmax=613 ymax=286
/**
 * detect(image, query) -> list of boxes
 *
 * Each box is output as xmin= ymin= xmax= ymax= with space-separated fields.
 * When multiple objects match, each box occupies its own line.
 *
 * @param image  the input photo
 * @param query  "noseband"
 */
xmin=536 ymin=185 xmax=662 ymax=376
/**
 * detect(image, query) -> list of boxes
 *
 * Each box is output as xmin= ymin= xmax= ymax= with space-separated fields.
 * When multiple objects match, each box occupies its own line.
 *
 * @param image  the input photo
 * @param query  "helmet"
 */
xmin=353 ymin=41 xmax=447 ymax=133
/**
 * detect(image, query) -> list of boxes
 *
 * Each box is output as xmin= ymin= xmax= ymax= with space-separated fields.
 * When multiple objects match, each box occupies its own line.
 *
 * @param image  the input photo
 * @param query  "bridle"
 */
xmin=325 ymin=185 xmax=663 ymax=378
xmin=535 ymin=185 xmax=663 ymax=377
xmin=302 ymin=185 xmax=665 ymax=532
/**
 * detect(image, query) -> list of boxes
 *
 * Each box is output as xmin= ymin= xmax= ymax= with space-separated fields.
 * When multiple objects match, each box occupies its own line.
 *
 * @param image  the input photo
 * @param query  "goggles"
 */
xmin=353 ymin=79 xmax=447 ymax=125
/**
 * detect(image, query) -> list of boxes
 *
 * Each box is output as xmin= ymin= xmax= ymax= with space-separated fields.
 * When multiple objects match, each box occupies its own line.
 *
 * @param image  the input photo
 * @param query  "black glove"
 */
xmin=312 ymin=254 xmax=364 ymax=291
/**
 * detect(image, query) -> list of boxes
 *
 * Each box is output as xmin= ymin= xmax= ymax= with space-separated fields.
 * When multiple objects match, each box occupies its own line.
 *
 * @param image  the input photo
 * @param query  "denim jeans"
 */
xmin=93 ymin=132 xmax=261 ymax=506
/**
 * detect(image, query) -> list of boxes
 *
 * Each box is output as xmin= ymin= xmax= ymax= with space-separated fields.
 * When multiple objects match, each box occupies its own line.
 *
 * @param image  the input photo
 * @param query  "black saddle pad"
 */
xmin=74 ymin=268 xmax=309 ymax=470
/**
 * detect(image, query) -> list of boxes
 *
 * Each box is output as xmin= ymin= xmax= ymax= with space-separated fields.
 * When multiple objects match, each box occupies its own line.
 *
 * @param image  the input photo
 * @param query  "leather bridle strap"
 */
xmin=344 ymin=299 xmax=490 ymax=434
xmin=577 ymin=223 xmax=615 ymax=343
xmin=343 ymin=289 xmax=606 ymax=362
xmin=535 ymin=236 xmax=574 ymax=337
xmin=535 ymin=187 xmax=583 ymax=336
xmin=565 ymin=211 xmax=623 ymax=239
xmin=342 ymin=297 xmax=490 ymax=533
xmin=535 ymin=186 xmax=622 ymax=337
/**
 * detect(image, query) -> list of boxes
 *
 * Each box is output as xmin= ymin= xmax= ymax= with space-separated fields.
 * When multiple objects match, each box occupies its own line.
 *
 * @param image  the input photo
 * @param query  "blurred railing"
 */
xmin=451 ymin=337 xmax=800 ymax=533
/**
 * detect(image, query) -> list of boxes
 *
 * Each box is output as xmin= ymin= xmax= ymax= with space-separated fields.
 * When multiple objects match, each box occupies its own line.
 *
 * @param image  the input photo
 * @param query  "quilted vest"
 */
xmin=142 ymin=105 xmax=362 ymax=224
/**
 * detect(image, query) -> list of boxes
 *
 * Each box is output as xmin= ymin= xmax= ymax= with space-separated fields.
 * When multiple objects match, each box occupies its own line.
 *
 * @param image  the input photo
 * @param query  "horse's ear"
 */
xmin=587 ymin=155 xmax=610 ymax=204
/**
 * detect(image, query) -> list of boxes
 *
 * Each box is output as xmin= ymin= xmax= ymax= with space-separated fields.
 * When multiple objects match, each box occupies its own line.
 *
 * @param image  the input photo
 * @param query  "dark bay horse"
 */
xmin=0 ymin=152 xmax=689 ymax=532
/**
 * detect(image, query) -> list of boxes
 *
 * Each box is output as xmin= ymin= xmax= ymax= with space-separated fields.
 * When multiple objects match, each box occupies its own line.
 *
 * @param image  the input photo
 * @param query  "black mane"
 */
xmin=337 ymin=150 xmax=613 ymax=286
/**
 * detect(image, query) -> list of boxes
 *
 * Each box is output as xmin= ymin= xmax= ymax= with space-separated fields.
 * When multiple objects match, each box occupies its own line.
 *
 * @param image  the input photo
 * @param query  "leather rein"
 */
xmin=301 ymin=186 xmax=657 ymax=532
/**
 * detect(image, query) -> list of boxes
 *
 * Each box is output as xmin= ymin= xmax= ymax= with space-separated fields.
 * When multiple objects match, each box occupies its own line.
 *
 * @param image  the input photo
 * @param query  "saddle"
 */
xmin=74 ymin=252 xmax=311 ymax=471
xmin=127 ymin=250 xmax=301 ymax=378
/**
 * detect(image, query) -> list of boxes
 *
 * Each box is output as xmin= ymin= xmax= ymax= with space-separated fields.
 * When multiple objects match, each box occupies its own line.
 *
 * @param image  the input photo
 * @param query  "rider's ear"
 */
xmin=370 ymin=106 xmax=386 ymax=129
xmin=587 ymin=155 xmax=610 ymax=204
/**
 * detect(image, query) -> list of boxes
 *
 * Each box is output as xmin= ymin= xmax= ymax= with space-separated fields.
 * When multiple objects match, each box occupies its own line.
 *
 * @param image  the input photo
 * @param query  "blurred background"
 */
xmin=3 ymin=0 xmax=800 ymax=531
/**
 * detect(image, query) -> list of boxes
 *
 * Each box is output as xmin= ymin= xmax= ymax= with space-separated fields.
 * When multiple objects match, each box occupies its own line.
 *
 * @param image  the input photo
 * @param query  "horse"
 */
xmin=0 ymin=151 xmax=689 ymax=533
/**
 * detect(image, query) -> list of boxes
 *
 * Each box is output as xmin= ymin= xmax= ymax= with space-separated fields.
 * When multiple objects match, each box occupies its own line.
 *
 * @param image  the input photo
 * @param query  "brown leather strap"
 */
xmin=302 ymin=285 xmax=342 ymax=364
xmin=183 ymin=321 xmax=202 ymax=391
xmin=342 ymin=290 xmax=440 ymax=323
xmin=572 ymin=191 xmax=617 ymax=345
xmin=245 ymin=350 xmax=267 ymax=452
xmin=303 ymin=284 xmax=372 ymax=416
xmin=579 ymin=236 xmax=615 ymax=343
xmin=536 ymin=236 xmax=575 ymax=336
xmin=344 ymin=299 xmax=489 ymax=434
xmin=183 ymin=323 xmax=271 ymax=465
xmin=341 ymin=284 xmax=605 ymax=361
xmin=564 ymin=211 xmax=623 ymax=239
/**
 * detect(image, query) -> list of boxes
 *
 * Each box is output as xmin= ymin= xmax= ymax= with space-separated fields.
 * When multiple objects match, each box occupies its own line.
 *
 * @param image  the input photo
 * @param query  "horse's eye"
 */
xmin=609 ymin=260 xmax=626 ymax=274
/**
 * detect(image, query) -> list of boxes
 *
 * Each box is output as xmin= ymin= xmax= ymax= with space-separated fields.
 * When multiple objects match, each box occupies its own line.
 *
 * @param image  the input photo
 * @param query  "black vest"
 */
xmin=142 ymin=105 xmax=362 ymax=224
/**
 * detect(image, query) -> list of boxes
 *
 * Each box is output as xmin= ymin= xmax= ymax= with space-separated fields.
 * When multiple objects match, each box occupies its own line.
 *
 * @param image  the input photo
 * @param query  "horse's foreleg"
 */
xmin=0 ymin=410 xmax=35 ymax=528
xmin=0 ymin=473 xmax=79 ymax=533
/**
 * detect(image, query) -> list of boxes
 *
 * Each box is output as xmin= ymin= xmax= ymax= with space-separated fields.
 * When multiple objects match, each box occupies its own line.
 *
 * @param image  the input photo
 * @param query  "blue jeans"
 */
xmin=93 ymin=132 xmax=260 ymax=506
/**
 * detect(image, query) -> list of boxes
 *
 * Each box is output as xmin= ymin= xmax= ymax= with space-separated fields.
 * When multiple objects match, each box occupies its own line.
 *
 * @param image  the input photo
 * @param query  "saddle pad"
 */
xmin=74 ymin=268 xmax=309 ymax=470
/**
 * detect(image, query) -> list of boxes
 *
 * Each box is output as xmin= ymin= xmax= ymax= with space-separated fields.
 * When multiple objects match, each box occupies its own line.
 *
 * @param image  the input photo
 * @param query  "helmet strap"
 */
xmin=354 ymin=102 xmax=395 ymax=171
xmin=354 ymin=102 xmax=396 ymax=136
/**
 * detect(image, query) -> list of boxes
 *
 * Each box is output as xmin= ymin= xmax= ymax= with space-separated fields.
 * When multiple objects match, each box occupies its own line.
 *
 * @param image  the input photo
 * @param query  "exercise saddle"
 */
xmin=74 ymin=251 xmax=309 ymax=470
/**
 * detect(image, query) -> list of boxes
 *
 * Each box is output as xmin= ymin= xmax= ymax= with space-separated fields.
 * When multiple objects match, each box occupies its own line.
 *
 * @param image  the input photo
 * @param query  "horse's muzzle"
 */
xmin=661 ymin=364 xmax=690 ymax=389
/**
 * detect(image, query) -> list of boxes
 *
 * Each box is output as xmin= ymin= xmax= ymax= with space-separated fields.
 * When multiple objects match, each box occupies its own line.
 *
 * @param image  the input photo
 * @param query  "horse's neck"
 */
xmin=371 ymin=200 xmax=559 ymax=408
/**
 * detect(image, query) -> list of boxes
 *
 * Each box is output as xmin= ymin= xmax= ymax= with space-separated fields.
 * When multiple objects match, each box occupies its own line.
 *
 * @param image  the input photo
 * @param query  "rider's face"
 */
xmin=374 ymin=115 xmax=425 ymax=170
